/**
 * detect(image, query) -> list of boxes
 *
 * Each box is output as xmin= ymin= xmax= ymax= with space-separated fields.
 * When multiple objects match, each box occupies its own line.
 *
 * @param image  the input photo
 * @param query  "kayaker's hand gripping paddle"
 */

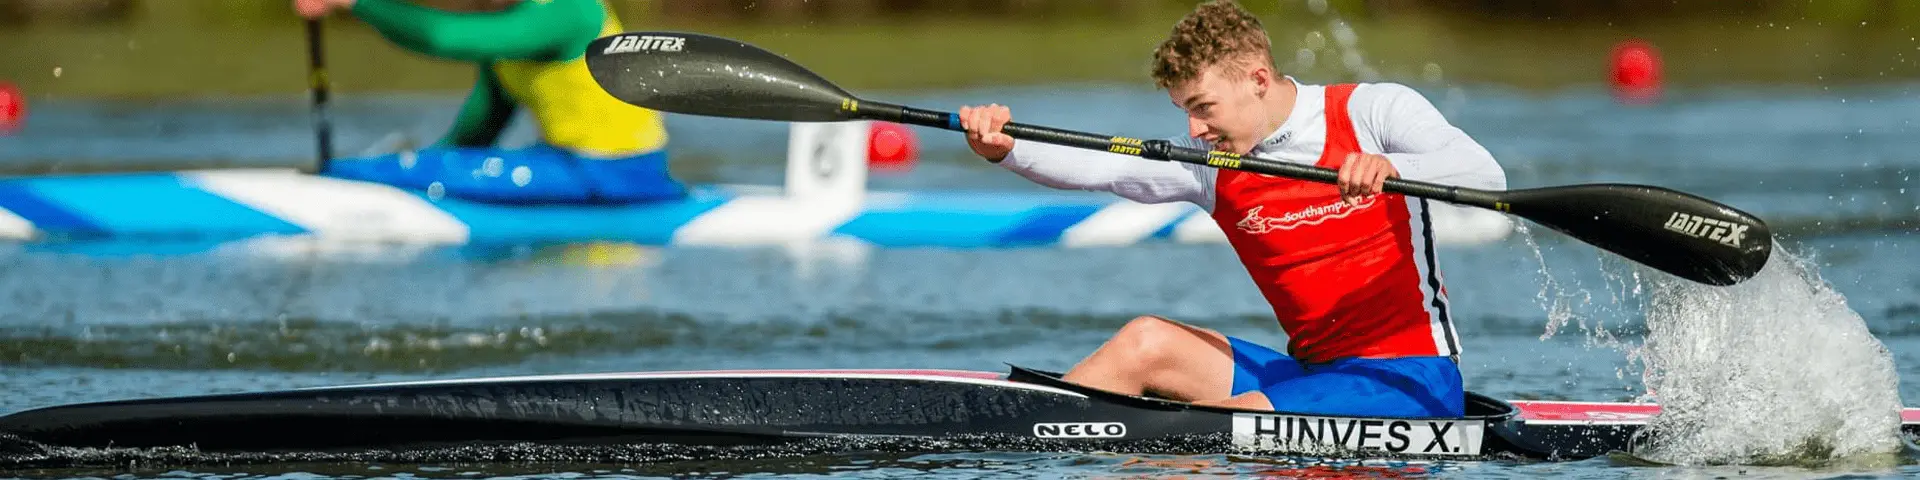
xmin=582 ymin=31 xmax=1773 ymax=287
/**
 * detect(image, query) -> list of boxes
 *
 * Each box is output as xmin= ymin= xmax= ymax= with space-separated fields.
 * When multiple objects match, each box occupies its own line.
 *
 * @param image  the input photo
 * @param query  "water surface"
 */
xmin=3 ymin=82 xmax=1919 ymax=478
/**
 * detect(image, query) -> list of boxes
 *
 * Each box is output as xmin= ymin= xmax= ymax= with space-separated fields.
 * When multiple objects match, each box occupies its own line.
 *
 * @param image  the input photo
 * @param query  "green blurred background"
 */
xmin=2 ymin=0 xmax=1917 ymax=98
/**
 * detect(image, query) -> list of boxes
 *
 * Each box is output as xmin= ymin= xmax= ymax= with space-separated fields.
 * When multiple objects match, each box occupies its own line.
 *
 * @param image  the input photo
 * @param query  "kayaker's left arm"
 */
xmin=346 ymin=0 xmax=606 ymax=62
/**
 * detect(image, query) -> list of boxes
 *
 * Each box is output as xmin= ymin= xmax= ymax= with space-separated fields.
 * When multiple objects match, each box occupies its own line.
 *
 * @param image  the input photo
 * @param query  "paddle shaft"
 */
xmin=857 ymin=101 xmax=1505 ymax=210
xmin=307 ymin=19 xmax=334 ymax=171
xmin=577 ymin=30 xmax=1772 ymax=285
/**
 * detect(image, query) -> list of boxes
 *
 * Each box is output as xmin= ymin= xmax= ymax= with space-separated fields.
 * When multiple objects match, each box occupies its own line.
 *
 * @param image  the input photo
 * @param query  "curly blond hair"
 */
xmin=1150 ymin=0 xmax=1274 ymax=90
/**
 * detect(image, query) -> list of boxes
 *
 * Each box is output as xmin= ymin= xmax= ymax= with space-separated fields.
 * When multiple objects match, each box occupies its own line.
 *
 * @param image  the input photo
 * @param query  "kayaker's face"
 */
xmin=1169 ymin=60 xmax=1273 ymax=155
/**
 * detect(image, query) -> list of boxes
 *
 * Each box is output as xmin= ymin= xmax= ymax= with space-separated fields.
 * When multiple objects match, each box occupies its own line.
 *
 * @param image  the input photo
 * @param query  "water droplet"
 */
xmin=1331 ymin=22 xmax=1358 ymax=46
xmin=1343 ymin=51 xmax=1366 ymax=71
xmin=1294 ymin=48 xmax=1317 ymax=69
xmin=1423 ymin=63 xmax=1444 ymax=83
xmin=512 ymin=166 xmax=533 ymax=187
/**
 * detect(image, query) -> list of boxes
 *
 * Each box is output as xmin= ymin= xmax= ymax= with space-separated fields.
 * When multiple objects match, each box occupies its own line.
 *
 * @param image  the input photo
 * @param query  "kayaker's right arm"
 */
xmin=995 ymin=141 xmax=1212 ymax=207
xmin=337 ymin=0 xmax=602 ymax=147
xmin=350 ymin=0 xmax=604 ymax=62
xmin=960 ymin=104 xmax=1211 ymax=207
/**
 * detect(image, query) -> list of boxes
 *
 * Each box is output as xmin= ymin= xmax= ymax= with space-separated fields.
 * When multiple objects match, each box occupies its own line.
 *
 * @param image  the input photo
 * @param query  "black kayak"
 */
xmin=5 ymin=365 xmax=1909 ymax=462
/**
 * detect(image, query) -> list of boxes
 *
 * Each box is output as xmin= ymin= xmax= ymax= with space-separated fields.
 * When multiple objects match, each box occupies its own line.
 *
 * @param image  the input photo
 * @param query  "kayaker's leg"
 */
xmin=1254 ymin=356 xmax=1466 ymax=418
xmin=1213 ymin=332 xmax=1310 ymax=411
xmin=1061 ymin=315 xmax=1239 ymax=402
xmin=1193 ymin=391 xmax=1277 ymax=409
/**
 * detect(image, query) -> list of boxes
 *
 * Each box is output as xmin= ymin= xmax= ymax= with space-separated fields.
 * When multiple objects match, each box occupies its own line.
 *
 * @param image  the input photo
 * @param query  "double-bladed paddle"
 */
xmin=581 ymin=31 xmax=1772 ymax=287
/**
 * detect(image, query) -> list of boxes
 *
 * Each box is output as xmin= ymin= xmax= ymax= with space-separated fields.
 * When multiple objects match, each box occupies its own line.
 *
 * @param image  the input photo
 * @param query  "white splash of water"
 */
xmin=1265 ymin=0 xmax=1907 ymax=467
xmin=1505 ymin=204 xmax=1901 ymax=465
xmin=1515 ymin=223 xmax=1580 ymax=338
xmin=1516 ymin=222 xmax=1635 ymax=349
xmin=1625 ymin=245 xmax=1906 ymax=466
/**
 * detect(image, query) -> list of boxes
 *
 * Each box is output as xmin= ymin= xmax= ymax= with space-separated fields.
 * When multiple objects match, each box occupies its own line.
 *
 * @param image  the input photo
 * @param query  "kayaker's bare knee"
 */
xmin=1064 ymin=315 xmax=1235 ymax=400
xmin=1113 ymin=315 xmax=1190 ymax=369
xmin=1116 ymin=315 xmax=1235 ymax=388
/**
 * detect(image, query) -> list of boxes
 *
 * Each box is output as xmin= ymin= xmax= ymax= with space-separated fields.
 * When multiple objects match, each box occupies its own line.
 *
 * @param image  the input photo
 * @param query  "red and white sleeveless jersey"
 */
xmin=994 ymin=79 xmax=1508 ymax=364
xmin=1208 ymin=83 xmax=1451 ymax=363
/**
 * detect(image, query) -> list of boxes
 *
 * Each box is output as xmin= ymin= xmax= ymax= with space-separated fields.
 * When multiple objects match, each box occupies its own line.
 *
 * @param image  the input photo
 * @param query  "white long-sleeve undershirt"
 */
xmin=994 ymin=81 xmax=1507 ymax=212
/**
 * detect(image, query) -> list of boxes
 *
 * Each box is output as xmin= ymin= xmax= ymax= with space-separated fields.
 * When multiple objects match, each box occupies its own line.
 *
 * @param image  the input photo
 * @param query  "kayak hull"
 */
xmin=5 ymin=366 xmax=1876 ymax=462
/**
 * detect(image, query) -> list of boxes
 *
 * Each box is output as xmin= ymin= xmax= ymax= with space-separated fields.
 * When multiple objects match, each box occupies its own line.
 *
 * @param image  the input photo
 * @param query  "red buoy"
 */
xmin=0 ymin=82 xmax=22 ymax=134
xmin=1610 ymin=40 xmax=1662 ymax=104
xmin=867 ymin=121 xmax=918 ymax=174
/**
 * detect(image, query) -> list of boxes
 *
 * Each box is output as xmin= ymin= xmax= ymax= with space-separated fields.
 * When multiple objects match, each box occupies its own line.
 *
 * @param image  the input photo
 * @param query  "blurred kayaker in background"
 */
xmin=293 ymin=0 xmax=687 ymax=204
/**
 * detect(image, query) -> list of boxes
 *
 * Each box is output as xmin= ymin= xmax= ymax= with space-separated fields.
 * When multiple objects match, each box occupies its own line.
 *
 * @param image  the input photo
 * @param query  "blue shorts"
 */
xmin=322 ymin=143 xmax=688 ymax=205
xmin=1228 ymin=336 xmax=1465 ymax=418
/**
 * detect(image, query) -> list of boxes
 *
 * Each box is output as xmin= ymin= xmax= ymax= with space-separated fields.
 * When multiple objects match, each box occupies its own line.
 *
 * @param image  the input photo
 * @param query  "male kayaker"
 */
xmin=958 ymin=0 xmax=1506 ymax=418
xmin=292 ymin=0 xmax=687 ymax=204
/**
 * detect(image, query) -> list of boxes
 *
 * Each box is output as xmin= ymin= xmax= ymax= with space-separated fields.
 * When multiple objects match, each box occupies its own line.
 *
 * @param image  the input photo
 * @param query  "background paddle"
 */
xmin=583 ymin=31 xmax=1773 ymax=286
xmin=306 ymin=18 xmax=334 ymax=172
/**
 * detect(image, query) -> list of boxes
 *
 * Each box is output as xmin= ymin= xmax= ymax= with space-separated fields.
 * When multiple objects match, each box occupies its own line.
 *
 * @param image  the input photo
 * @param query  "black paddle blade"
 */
xmin=585 ymin=31 xmax=859 ymax=122
xmin=1497 ymin=184 xmax=1772 ymax=286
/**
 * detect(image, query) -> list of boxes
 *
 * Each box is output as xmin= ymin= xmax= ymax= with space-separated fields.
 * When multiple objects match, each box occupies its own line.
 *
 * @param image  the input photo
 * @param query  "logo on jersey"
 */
xmin=1235 ymin=197 xmax=1377 ymax=234
xmin=1256 ymin=131 xmax=1291 ymax=150
xmin=602 ymin=35 xmax=685 ymax=55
